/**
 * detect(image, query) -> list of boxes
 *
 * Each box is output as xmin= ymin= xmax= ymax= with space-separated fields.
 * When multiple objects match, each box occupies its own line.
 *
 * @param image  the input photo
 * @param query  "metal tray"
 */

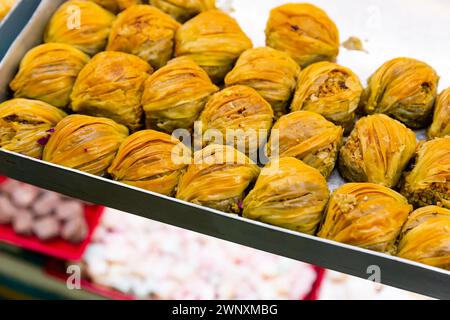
xmin=0 ymin=0 xmax=450 ymax=299
xmin=0 ymin=0 xmax=41 ymax=61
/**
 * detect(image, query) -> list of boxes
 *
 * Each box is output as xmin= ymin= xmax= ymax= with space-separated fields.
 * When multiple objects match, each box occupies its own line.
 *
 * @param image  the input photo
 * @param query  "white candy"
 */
xmin=83 ymin=209 xmax=316 ymax=299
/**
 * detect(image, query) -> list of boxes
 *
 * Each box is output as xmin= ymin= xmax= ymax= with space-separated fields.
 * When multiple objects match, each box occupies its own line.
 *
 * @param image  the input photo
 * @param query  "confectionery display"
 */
xmin=0 ymin=179 xmax=88 ymax=243
xmin=401 ymin=137 xmax=450 ymax=209
xmin=107 ymin=5 xmax=180 ymax=70
xmin=70 ymin=51 xmax=152 ymax=131
xmin=175 ymin=9 xmax=253 ymax=83
xmin=44 ymin=0 xmax=116 ymax=56
xmin=10 ymin=43 xmax=90 ymax=108
xmin=428 ymin=87 xmax=450 ymax=138
xmin=291 ymin=61 xmax=363 ymax=132
xmin=360 ymin=57 xmax=439 ymax=129
xmin=0 ymin=0 xmax=17 ymax=22
xmin=318 ymin=183 xmax=413 ymax=254
xmin=141 ymin=56 xmax=219 ymax=133
xmin=268 ymin=111 xmax=343 ymax=178
xmin=89 ymin=0 xmax=142 ymax=13
xmin=225 ymin=47 xmax=300 ymax=118
xmin=149 ymin=0 xmax=216 ymax=23
xmin=42 ymin=115 xmax=129 ymax=176
xmin=243 ymin=157 xmax=329 ymax=235
xmin=1 ymin=1 xmax=450 ymax=300
xmin=0 ymin=99 xmax=67 ymax=158
xmin=397 ymin=206 xmax=450 ymax=270
xmin=108 ymin=130 xmax=191 ymax=195
xmin=176 ymin=144 xmax=260 ymax=213
xmin=265 ymin=3 xmax=339 ymax=68
xmin=339 ymin=114 xmax=417 ymax=188
xmin=199 ymin=85 xmax=274 ymax=156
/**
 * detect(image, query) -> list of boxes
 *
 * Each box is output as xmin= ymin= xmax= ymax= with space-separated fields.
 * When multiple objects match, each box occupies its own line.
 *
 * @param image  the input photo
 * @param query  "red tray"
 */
xmin=0 ymin=177 xmax=104 ymax=261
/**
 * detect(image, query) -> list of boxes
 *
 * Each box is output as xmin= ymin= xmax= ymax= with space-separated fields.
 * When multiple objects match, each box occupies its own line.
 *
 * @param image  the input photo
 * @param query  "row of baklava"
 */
xmin=2 ymin=0 xmax=449 ymax=199
xmin=4 ymin=104 xmax=448 ymax=268
xmin=8 ymin=41 xmax=449 ymax=139
xmin=0 ymin=0 xmax=17 ymax=22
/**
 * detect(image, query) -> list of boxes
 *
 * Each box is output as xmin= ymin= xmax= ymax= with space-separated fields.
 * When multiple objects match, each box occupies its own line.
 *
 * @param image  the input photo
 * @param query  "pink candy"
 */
xmin=84 ymin=209 xmax=316 ymax=299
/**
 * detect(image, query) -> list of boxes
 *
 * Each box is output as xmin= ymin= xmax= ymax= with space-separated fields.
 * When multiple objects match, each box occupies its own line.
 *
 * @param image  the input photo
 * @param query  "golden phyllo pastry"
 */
xmin=268 ymin=111 xmax=343 ymax=178
xmin=176 ymin=144 xmax=260 ymax=213
xmin=318 ymin=183 xmax=413 ymax=254
xmin=149 ymin=0 xmax=216 ymax=23
xmin=44 ymin=0 xmax=116 ymax=56
xmin=429 ymin=87 xmax=450 ymax=138
xmin=243 ymin=157 xmax=329 ymax=235
xmin=142 ymin=56 xmax=219 ymax=133
xmin=397 ymin=206 xmax=450 ymax=270
xmin=199 ymin=85 xmax=274 ymax=157
xmin=10 ymin=43 xmax=90 ymax=109
xmin=89 ymin=0 xmax=142 ymax=13
xmin=43 ymin=115 xmax=129 ymax=176
xmin=108 ymin=130 xmax=191 ymax=195
xmin=0 ymin=0 xmax=16 ymax=21
xmin=175 ymin=10 xmax=253 ymax=84
xmin=0 ymin=99 xmax=66 ymax=158
xmin=71 ymin=51 xmax=152 ymax=131
xmin=361 ymin=57 xmax=439 ymax=129
xmin=225 ymin=47 xmax=301 ymax=119
xmin=107 ymin=5 xmax=180 ymax=70
xmin=265 ymin=3 xmax=339 ymax=68
xmin=291 ymin=61 xmax=363 ymax=132
xmin=339 ymin=114 xmax=417 ymax=188
xmin=401 ymin=137 xmax=450 ymax=209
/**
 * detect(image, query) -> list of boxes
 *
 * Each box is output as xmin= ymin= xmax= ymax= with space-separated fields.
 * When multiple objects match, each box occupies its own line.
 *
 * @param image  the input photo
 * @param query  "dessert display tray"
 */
xmin=0 ymin=0 xmax=449 ymax=299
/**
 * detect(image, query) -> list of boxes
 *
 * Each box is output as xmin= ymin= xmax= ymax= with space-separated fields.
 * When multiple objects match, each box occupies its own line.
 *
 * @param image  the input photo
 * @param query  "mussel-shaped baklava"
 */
xmin=318 ymin=183 xmax=413 ymax=254
xmin=71 ymin=51 xmax=152 ymax=131
xmin=142 ymin=56 xmax=219 ymax=133
xmin=175 ymin=10 xmax=253 ymax=84
xmin=268 ymin=111 xmax=343 ymax=178
xmin=361 ymin=57 xmax=439 ymax=129
xmin=243 ymin=157 xmax=329 ymax=235
xmin=89 ymin=0 xmax=142 ymax=13
xmin=397 ymin=206 xmax=450 ymax=270
xmin=44 ymin=0 xmax=116 ymax=56
xmin=199 ymin=85 xmax=274 ymax=157
xmin=108 ymin=130 xmax=191 ymax=195
xmin=291 ymin=61 xmax=363 ymax=132
xmin=176 ymin=144 xmax=260 ymax=213
xmin=265 ymin=3 xmax=339 ymax=68
xmin=0 ymin=0 xmax=17 ymax=21
xmin=429 ymin=87 xmax=450 ymax=138
xmin=43 ymin=115 xmax=129 ymax=176
xmin=225 ymin=47 xmax=301 ymax=118
xmin=0 ymin=99 xmax=66 ymax=158
xmin=107 ymin=5 xmax=180 ymax=70
xmin=10 ymin=43 xmax=90 ymax=109
xmin=339 ymin=114 xmax=417 ymax=188
xmin=149 ymin=0 xmax=216 ymax=23
xmin=401 ymin=137 xmax=450 ymax=209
